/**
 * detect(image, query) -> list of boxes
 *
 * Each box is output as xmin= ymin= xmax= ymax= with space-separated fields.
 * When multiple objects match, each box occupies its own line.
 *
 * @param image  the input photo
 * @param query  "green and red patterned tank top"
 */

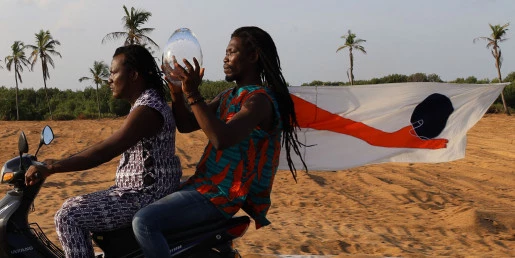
xmin=181 ymin=85 xmax=282 ymax=229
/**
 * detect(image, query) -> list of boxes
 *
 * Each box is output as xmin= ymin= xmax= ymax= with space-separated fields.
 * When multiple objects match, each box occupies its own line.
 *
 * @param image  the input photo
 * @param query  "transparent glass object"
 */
xmin=163 ymin=28 xmax=203 ymax=86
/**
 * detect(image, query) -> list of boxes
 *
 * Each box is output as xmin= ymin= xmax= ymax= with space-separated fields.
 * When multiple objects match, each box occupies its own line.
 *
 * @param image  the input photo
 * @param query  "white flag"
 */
xmin=279 ymin=82 xmax=507 ymax=171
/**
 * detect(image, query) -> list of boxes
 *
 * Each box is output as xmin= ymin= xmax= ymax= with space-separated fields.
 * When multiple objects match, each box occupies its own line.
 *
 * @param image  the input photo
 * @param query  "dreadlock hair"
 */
xmin=231 ymin=26 xmax=307 ymax=181
xmin=113 ymin=44 xmax=167 ymax=97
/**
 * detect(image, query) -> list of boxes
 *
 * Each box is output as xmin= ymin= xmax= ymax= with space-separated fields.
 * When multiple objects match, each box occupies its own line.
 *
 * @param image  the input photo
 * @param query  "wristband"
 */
xmin=188 ymin=96 xmax=205 ymax=105
xmin=185 ymin=91 xmax=204 ymax=105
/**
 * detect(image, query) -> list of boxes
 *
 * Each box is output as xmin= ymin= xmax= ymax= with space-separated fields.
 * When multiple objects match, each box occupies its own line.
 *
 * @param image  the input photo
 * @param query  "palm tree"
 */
xmin=102 ymin=5 xmax=159 ymax=49
xmin=5 ymin=41 xmax=31 ymax=120
xmin=474 ymin=23 xmax=511 ymax=115
xmin=27 ymin=30 xmax=62 ymax=120
xmin=79 ymin=61 xmax=109 ymax=119
xmin=337 ymin=30 xmax=367 ymax=85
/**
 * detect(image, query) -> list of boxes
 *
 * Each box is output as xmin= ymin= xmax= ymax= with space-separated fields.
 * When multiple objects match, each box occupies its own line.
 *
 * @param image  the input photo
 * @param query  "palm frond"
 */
xmin=29 ymin=30 xmax=61 ymax=77
xmin=123 ymin=5 xmax=131 ymax=18
xmin=473 ymin=36 xmax=489 ymax=44
xmin=102 ymin=32 xmax=128 ymax=44
xmin=17 ymin=70 xmax=23 ymax=83
xmin=5 ymin=41 xmax=31 ymax=82
xmin=354 ymin=45 xmax=367 ymax=54
xmin=5 ymin=58 xmax=13 ymax=71
xmin=336 ymin=45 xmax=349 ymax=52
xmin=46 ymin=56 xmax=56 ymax=69
xmin=106 ymin=5 xmax=157 ymax=47
xmin=80 ymin=61 xmax=109 ymax=85
xmin=138 ymin=27 xmax=155 ymax=34
xmin=49 ymin=39 xmax=61 ymax=46
xmin=46 ymin=49 xmax=62 ymax=59
xmin=79 ymin=76 xmax=91 ymax=82
xmin=139 ymin=35 xmax=159 ymax=48
xmin=337 ymin=30 xmax=366 ymax=54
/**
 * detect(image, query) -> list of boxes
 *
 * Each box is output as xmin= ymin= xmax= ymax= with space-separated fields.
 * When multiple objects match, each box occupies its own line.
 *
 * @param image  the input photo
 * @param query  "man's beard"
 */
xmin=225 ymin=75 xmax=235 ymax=82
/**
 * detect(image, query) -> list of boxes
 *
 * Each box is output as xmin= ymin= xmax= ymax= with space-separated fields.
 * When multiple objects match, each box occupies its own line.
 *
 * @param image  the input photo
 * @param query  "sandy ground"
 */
xmin=0 ymin=114 xmax=513 ymax=257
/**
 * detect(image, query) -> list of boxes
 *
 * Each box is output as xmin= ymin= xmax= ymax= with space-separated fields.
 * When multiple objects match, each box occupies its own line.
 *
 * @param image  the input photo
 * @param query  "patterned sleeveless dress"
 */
xmin=55 ymin=88 xmax=181 ymax=258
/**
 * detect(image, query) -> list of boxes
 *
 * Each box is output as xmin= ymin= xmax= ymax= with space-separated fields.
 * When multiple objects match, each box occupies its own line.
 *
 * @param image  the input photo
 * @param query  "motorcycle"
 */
xmin=0 ymin=126 xmax=250 ymax=258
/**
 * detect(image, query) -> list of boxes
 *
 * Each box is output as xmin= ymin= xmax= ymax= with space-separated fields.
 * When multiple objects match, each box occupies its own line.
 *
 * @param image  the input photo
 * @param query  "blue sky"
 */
xmin=0 ymin=0 xmax=514 ymax=90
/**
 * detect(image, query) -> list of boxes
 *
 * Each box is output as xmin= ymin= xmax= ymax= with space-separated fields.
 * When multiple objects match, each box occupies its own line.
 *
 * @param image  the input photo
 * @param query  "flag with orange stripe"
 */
xmin=278 ymin=82 xmax=507 ymax=171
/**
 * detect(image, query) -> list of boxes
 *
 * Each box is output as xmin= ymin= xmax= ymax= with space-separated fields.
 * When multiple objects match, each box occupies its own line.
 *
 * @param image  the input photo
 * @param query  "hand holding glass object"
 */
xmin=163 ymin=28 xmax=203 ymax=86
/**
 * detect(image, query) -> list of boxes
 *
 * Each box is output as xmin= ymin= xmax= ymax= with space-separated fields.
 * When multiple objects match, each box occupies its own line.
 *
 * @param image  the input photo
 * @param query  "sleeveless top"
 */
xmin=182 ymin=85 xmax=282 ymax=229
xmin=113 ymin=88 xmax=181 ymax=204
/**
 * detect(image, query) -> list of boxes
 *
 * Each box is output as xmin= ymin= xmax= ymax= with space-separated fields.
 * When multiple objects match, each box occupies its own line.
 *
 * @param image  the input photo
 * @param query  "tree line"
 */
xmin=1 ymin=71 xmax=513 ymax=121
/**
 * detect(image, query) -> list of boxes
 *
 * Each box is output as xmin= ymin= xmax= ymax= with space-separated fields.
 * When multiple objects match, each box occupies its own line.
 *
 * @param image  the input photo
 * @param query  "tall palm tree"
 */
xmin=27 ymin=30 xmax=62 ymax=120
xmin=474 ymin=23 xmax=510 ymax=115
xmin=337 ymin=30 xmax=367 ymax=85
xmin=102 ymin=5 xmax=159 ymax=49
xmin=79 ymin=61 xmax=109 ymax=119
xmin=5 ymin=41 xmax=31 ymax=121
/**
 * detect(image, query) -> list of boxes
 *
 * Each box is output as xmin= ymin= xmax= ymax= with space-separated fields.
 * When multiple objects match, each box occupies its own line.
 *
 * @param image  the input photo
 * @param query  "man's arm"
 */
xmin=171 ymin=90 xmax=220 ymax=133
xmin=190 ymin=93 xmax=273 ymax=150
xmin=25 ymin=106 xmax=163 ymax=185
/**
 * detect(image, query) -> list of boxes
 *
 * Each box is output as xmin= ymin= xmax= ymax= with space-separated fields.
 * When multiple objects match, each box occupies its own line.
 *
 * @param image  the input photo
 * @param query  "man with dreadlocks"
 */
xmin=132 ymin=26 xmax=307 ymax=257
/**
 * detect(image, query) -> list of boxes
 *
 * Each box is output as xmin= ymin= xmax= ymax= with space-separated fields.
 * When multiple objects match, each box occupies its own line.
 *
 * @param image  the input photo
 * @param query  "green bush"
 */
xmin=502 ymin=83 xmax=515 ymax=108
xmin=200 ymin=80 xmax=235 ymax=100
xmin=109 ymin=99 xmax=130 ymax=117
xmin=52 ymin=112 xmax=76 ymax=121
xmin=101 ymin=113 xmax=118 ymax=119
xmin=76 ymin=112 xmax=100 ymax=120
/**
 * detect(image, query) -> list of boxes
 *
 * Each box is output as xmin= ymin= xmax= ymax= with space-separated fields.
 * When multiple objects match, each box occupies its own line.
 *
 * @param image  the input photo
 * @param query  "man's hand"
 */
xmin=170 ymin=57 xmax=205 ymax=96
xmin=161 ymin=61 xmax=183 ymax=95
xmin=25 ymin=165 xmax=52 ymax=186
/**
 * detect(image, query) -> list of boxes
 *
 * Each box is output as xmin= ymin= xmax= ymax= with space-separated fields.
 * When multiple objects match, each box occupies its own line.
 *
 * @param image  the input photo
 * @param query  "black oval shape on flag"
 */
xmin=410 ymin=93 xmax=454 ymax=139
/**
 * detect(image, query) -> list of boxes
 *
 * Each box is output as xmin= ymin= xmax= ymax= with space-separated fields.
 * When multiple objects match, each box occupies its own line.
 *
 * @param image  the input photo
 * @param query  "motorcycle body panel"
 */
xmin=0 ymin=190 xmax=22 ymax=258
xmin=0 ymin=189 xmax=63 ymax=258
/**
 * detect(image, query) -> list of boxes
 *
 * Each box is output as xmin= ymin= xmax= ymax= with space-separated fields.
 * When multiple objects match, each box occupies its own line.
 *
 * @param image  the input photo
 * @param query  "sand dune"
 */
xmin=0 ymin=114 xmax=513 ymax=257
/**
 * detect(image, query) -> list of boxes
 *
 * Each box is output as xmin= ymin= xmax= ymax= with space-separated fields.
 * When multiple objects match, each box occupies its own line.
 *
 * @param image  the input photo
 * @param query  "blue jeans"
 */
xmin=132 ymin=188 xmax=225 ymax=258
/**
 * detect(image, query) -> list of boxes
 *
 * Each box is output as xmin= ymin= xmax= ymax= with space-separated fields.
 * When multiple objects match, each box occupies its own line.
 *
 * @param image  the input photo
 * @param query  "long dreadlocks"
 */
xmin=231 ymin=26 xmax=307 ymax=181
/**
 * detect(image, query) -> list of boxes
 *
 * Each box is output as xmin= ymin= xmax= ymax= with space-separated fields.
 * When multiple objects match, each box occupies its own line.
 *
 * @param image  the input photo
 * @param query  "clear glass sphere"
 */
xmin=162 ymin=28 xmax=203 ymax=85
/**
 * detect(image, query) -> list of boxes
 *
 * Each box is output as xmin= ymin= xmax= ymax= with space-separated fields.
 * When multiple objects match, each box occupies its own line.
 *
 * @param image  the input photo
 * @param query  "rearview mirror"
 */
xmin=18 ymin=131 xmax=29 ymax=155
xmin=42 ymin=126 xmax=54 ymax=145
xmin=35 ymin=125 xmax=54 ymax=157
